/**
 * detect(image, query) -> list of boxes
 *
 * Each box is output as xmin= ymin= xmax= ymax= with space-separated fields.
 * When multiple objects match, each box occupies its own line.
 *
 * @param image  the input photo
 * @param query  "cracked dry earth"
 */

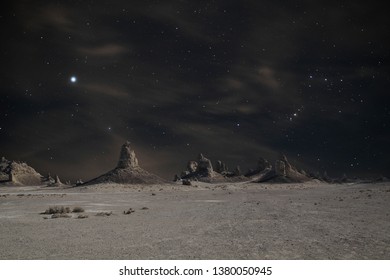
xmin=0 ymin=182 xmax=389 ymax=259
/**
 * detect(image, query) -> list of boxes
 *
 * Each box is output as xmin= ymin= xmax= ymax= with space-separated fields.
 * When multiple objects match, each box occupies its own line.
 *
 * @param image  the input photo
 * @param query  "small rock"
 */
xmin=182 ymin=179 xmax=192 ymax=186
xmin=124 ymin=208 xmax=135 ymax=215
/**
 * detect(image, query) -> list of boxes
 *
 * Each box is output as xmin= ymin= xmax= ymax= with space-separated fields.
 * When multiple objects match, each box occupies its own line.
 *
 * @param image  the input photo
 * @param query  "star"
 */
xmin=70 ymin=76 xmax=77 ymax=83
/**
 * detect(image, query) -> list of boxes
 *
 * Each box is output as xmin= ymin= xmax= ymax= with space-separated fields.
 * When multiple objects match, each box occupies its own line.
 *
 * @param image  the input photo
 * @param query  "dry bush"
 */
xmin=51 ymin=213 xmax=71 ymax=219
xmin=96 ymin=211 xmax=112 ymax=217
xmin=42 ymin=206 xmax=70 ymax=215
xmin=72 ymin=206 xmax=85 ymax=213
xmin=182 ymin=179 xmax=192 ymax=186
xmin=123 ymin=208 xmax=135 ymax=215
xmin=77 ymin=214 xmax=88 ymax=219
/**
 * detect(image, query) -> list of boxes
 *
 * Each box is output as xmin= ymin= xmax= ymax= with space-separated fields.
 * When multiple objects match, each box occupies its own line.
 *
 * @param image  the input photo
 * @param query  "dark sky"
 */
xmin=1 ymin=0 xmax=389 ymax=181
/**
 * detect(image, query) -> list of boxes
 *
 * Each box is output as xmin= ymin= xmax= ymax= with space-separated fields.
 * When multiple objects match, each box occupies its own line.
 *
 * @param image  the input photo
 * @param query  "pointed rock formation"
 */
xmin=257 ymin=157 xmax=271 ymax=172
xmin=76 ymin=179 xmax=84 ymax=186
xmin=187 ymin=160 xmax=198 ymax=173
xmin=234 ymin=166 xmax=241 ymax=176
xmin=197 ymin=153 xmax=213 ymax=177
xmin=41 ymin=173 xmax=54 ymax=184
xmin=179 ymin=153 xmax=221 ymax=182
xmin=44 ymin=174 xmax=66 ymax=187
xmin=275 ymin=160 xmax=286 ymax=176
xmin=178 ymin=153 xmax=246 ymax=183
xmin=0 ymin=157 xmax=42 ymax=186
xmin=54 ymin=175 xmax=61 ymax=184
xmin=117 ymin=142 xmax=138 ymax=168
xmin=215 ymin=160 xmax=228 ymax=174
xmin=83 ymin=141 xmax=165 ymax=185
xmin=257 ymin=154 xmax=310 ymax=183
xmin=245 ymin=157 xmax=272 ymax=177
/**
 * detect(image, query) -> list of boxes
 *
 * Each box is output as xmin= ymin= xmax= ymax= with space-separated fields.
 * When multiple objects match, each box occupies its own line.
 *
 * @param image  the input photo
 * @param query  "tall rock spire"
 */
xmin=116 ymin=141 xmax=138 ymax=169
xmin=83 ymin=141 xmax=165 ymax=185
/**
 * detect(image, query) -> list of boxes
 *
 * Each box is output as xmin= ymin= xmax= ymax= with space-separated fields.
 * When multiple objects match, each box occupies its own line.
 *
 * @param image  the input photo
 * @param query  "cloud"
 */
xmin=135 ymin=3 xmax=214 ymax=42
xmin=78 ymin=44 xmax=129 ymax=57
xmin=41 ymin=5 xmax=74 ymax=32
xmin=81 ymin=83 xmax=129 ymax=98
xmin=19 ymin=3 xmax=75 ymax=32
xmin=256 ymin=66 xmax=280 ymax=90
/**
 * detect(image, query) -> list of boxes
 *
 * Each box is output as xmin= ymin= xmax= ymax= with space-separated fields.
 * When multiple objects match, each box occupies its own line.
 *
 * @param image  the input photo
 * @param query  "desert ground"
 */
xmin=0 ymin=181 xmax=389 ymax=259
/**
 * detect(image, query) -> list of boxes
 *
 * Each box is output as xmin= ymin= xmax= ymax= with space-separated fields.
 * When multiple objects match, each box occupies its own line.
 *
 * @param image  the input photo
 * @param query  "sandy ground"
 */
xmin=0 ymin=181 xmax=389 ymax=259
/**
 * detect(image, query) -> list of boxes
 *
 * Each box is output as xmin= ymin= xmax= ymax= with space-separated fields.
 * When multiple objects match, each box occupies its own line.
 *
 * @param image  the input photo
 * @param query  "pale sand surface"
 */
xmin=0 ymin=182 xmax=389 ymax=259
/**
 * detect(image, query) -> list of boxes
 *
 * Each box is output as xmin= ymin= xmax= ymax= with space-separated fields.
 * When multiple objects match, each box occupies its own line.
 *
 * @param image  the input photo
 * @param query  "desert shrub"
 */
xmin=51 ymin=213 xmax=71 ymax=219
xmin=96 ymin=211 xmax=112 ymax=216
xmin=123 ymin=208 xmax=135 ymax=215
xmin=77 ymin=214 xmax=88 ymax=219
xmin=42 ymin=206 xmax=70 ymax=214
xmin=182 ymin=179 xmax=192 ymax=186
xmin=72 ymin=206 xmax=85 ymax=213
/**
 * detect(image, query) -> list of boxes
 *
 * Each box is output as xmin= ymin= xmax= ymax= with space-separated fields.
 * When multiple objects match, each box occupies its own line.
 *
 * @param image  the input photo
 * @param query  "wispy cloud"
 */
xmin=78 ymin=44 xmax=129 ymax=57
xmin=256 ymin=66 xmax=280 ymax=90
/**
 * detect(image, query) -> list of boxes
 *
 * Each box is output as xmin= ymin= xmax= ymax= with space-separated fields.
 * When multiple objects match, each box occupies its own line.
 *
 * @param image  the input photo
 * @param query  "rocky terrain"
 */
xmin=1 ymin=142 xmax=389 ymax=259
xmin=0 ymin=181 xmax=389 ymax=259
xmin=1 ymin=141 xmax=379 ymax=187
xmin=176 ymin=153 xmax=310 ymax=184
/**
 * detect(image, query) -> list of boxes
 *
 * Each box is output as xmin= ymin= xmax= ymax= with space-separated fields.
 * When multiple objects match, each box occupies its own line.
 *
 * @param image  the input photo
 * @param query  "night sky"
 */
xmin=1 ymin=1 xmax=389 ymax=181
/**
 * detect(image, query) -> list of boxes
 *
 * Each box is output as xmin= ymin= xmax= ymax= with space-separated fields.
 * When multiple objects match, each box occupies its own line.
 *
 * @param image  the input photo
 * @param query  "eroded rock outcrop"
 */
xmin=117 ymin=143 xmax=138 ymax=168
xmin=0 ymin=157 xmax=42 ymax=186
xmin=178 ymin=153 xmax=221 ymax=182
xmin=197 ymin=153 xmax=213 ymax=177
xmin=215 ymin=160 xmax=227 ymax=174
xmin=83 ymin=141 xmax=165 ymax=185
xmin=257 ymin=154 xmax=310 ymax=183
xmin=245 ymin=157 xmax=272 ymax=178
xmin=258 ymin=157 xmax=271 ymax=172
xmin=178 ymin=153 xmax=246 ymax=182
xmin=187 ymin=160 xmax=198 ymax=173
xmin=234 ymin=166 xmax=241 ymax=176
xmin=214 ymin=160 xmax=241 ymax=178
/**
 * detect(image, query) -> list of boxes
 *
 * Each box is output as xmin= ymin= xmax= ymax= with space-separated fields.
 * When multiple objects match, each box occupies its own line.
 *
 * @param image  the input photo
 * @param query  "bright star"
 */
xmin=70 ymin=76 xmax=77 ymax=83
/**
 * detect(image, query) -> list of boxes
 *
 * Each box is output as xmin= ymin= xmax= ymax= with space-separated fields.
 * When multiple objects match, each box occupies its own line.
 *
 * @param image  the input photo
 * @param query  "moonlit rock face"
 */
xmin=70 ymin=76 xmax=77 ymax=83
xmin=117 ymin=141 xmax=139 ymax=169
